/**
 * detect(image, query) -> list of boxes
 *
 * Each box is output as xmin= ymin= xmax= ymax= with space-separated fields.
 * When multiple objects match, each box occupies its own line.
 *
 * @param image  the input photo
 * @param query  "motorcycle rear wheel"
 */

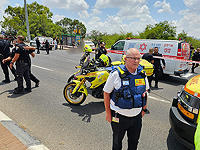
xmin=63 ymin=82 xmax=86 ymax=105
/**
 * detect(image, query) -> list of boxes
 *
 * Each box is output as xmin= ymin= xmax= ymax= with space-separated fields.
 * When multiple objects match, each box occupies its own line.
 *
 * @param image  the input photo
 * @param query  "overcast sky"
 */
xmin=0 ymin=0 xmax=200 ymax=38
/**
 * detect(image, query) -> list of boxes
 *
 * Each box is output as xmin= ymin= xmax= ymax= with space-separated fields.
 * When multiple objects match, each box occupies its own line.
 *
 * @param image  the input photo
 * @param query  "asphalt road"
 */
xmin=0 ymin=49 xmax=199 ymax=150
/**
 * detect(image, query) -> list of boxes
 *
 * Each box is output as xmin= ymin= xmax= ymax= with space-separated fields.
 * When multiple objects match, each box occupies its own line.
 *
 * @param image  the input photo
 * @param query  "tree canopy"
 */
xmin=0 ymin=2 xmax=86 ymax=39
xmin=89 ymin=21 xmax=200 ymax=49
xmin=56 ymin=18 xmax=86 ymax=38
xmin=139 ymin=21 xmax=176 ymax=40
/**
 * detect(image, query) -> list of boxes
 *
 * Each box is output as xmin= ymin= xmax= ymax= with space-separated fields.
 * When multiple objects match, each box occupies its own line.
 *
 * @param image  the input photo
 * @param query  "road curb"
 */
xmin=0 ymin=111 xmax=49 ymax=150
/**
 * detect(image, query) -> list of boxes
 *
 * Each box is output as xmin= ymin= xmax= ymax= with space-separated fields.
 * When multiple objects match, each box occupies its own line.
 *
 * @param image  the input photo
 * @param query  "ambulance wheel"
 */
xmin=63 ymin=82 xmax=86 ymax=105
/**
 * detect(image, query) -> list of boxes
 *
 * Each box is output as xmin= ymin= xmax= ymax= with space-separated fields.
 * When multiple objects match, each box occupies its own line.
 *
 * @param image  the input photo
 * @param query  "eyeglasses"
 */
xmin=126 ymin=57 xmax=140 ymax=61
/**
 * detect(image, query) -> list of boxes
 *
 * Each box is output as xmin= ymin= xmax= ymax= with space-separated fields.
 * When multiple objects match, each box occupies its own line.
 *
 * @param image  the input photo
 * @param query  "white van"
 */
xmin=107 ymin=39 xmax=190 ymax=77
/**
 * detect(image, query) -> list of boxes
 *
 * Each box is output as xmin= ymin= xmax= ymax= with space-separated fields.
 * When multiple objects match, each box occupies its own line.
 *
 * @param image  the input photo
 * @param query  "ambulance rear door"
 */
xmin=173 ymin=42 xmax=190 ymax=76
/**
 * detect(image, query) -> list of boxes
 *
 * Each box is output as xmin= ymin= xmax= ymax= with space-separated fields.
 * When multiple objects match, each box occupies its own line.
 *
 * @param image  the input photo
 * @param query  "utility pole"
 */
xmin=24 ymin=0 xmax=31 ymax=42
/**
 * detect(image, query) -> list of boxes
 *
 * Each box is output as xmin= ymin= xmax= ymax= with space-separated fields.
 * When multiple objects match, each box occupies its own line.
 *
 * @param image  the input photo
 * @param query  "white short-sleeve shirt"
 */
xmin=103 ymin=68 xmax=149 ymax=117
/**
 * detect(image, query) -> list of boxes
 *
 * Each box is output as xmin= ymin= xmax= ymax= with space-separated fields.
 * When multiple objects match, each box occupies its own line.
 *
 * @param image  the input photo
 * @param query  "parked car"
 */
xmin=85 ymin=41 xmax=95 ymax=50
xmin=169 ymin=75 xmax=200 ymax=149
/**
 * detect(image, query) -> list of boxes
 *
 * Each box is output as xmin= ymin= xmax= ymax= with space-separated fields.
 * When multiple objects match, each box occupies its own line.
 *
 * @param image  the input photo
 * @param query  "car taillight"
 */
xmin=178 ymin=90 xmax=199 ymax=122
xmin=177 ymin=48 xmax=182 ymax=56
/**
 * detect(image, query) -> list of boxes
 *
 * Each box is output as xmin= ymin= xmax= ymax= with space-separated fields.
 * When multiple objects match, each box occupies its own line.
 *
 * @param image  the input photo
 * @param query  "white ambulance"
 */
xmin=107 ymin=39 xmax=190 ymax=77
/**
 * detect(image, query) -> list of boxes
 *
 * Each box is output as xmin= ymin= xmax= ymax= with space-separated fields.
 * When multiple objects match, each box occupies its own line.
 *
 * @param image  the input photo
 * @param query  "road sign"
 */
xmin=1 ymin=31 xmax=5 ymax=35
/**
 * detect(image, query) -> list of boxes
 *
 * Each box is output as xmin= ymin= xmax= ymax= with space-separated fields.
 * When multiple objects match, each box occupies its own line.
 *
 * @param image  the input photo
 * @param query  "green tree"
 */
xmin=139 ymin=21 xmax=176 ymax=40
xmin=177 ymin=30 xmax=187 ymax=41
xmin=1 ymin=2 xmax=55 ymax=39
xmin=56 ymin=17 xmax=72 ymax=34
xmin=56 ymin=18 xmax=86 ymax=38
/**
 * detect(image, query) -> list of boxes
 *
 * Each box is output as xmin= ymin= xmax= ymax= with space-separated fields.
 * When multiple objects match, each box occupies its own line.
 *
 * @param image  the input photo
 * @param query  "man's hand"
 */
xmin=142 ymin=110 xmax=145 ymax=117
xmin=106 ymin=110 xmax=112 ymax=123
xmin=24 ymin=45 xmax=29 ymax=50
xmin=2 ymin=59 xmax=6 ymax=64
xmin=10 ymin=63 xmax=13 ymax=69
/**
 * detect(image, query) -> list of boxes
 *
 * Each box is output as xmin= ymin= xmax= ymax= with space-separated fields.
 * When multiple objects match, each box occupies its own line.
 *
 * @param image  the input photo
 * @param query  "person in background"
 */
xmin=104 ymin=48 xmax=149 ymax=150
xmin=9 ymin=35 xmax=34 ymax=94
xmin=60 ymin=38 xmax=63 ymax=50
xmin=36 ymin=38 xmax=40 ymax=54
xmin=95 ymin=42 xmax=107 ymax=60
xmin=54 ymin=39 xmax=57 ymax=50
xmin=0 ymin=34 xmax=16 ymax=83
xmin=45 ymin=40 xmax=50 ymax=55
xmin=152 ymin=47 xmax=165 ymax=88
xmin=191 ymin=48 xmax=200 ymax=73
xmin=56 ymin=37 xmax=59 ymax=47
xmin=3 ymin=39 xmax=40 ymax=88
xmin=189 ymin=44 xmax=194 ymax=60
xmin=142 ymin=48 xmax=154 ymax=88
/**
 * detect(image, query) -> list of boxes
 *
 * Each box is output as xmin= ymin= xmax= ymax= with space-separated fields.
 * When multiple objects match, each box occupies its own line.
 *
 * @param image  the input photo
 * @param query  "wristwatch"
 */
xmin=10 ymin=62 xmax=13 ymax=64
xmin=142 ymin=109 xmax=147 ymax=112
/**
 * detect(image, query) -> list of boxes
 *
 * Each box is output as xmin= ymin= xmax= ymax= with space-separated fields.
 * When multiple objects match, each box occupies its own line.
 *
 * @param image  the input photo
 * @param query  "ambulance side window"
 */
xmin=111 ymin=41 xmax=125 ymax=50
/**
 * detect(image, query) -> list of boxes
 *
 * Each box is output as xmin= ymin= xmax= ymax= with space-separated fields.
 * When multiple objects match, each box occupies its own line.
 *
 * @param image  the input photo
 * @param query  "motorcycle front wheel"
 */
xmin=63 ymin=82 xmax=86 ymax=105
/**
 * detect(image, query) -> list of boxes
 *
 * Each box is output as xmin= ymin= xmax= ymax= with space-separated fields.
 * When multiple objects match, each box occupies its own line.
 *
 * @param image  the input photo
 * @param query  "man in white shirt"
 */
xmin=103 ymin=48 xmax=149 ymax=150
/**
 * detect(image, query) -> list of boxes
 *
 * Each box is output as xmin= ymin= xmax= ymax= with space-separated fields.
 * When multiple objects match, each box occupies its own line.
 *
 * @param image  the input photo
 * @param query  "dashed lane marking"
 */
xmin=148 ymin=96 xmax=171 ymax=104
xmin=32 ymin=65 xmax=53 ymax=71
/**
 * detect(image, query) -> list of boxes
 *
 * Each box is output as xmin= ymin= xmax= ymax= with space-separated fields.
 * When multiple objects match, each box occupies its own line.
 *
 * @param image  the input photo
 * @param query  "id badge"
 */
xmin=112 ymin=112 xmax=119 ymax=123
xmin=112 ymin=117 xmax=119 ymax=123
xmin=122 ymin=77 xmax=129 ymax=86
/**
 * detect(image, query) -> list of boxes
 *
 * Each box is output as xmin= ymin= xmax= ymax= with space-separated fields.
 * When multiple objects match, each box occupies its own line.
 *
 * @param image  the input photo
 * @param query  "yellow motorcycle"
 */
xmin=63 ymin=55 xmax=111 ymax=105
xmin=63 ymin=55 xmax=154 ymax=106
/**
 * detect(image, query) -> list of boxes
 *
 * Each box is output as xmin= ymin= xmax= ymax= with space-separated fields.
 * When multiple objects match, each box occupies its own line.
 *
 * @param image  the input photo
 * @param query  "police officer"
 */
xmin=152 ymin=47 xmax=165 ymax=88
xmin=104 ymin=48 xmax=149 ymax=150
xmin=95 ymin=42 xmax=107 ymax=60
xmin=10 ymin=35 xmax=34 ymax=94
xmin=191 ymin=48 xmax=200 ymax=73
xmin=36 ymin=37 xmax=40 ymax=54
xmin=3 ymin=39 xmax=40 ymax=88
xmin=0 ymin=34 xmax=16 ymax=83
xmin=45 ymin=40 xmax=50 ymax=55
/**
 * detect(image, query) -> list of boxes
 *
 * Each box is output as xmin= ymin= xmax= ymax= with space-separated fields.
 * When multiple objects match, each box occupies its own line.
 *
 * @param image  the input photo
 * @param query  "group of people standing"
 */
xmin=0 ymin=34 xmax=39 ymax=94
xmin=36 ymin=37 xmax=63 ymax=55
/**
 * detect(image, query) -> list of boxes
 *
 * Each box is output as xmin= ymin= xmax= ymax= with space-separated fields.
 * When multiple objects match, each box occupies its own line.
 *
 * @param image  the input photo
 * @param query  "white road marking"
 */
xmin=181 ymin=73 xmax=193 ymax=78
xmin=32 ymin=65 xmax=53 ymax=71
xmin=148 ymin=96 xmax=171 ymax=104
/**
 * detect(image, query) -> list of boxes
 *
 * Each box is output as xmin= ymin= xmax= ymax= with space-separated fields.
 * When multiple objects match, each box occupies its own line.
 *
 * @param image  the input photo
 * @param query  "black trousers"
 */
xmin=0 ymin=60 xmax=16 ymax=80
xmin=46 ymin=47 xmax=49 ymax=54
xmin=152 ymin=66 xmax=163 ymax=87
xmin=147 ymin=75 xmax=153 ymax=87
xmin=36 ymin=45 xmax=40 ymax=54
xmin=111 ymin=110 xmax=142 ymax=150
xmin=29 ymin=64 xmax=39 ymax=83
xmin=16 ymin=64 xmax=31 ymax=91
xmin=60 ymin=44 xmax=63 ymax=50
xmin=192 ymin=63 xmax=199 ymax=72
